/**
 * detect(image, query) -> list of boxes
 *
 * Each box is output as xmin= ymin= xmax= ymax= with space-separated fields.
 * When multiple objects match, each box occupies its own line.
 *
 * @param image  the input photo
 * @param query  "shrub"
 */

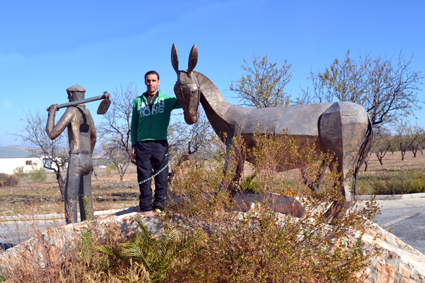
xmin=164 ymin=132 xmax=380 ymax=282
xmin=108 ymin=162 xmax=117 ymax=170
xmin=0 ymin=173 xmax=19 ymax=187
xmin=1 ymin=131 xmax=380 ymax=282
xmin=28 ymin=166 xmax=47 ymax=182
xmin=411 ymin=171 xmax=425 ymax=193
xmin=358 ymin=170 xmax=425 ymax=195
xmin=105 ymin=162 xmax=117 ymax=176
xmin=13 ymin=166 xmax=28 ymax=180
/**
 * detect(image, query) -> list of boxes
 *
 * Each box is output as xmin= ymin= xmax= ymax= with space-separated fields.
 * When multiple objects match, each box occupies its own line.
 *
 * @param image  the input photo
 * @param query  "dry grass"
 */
xmin=1 ymin=151 xmax=423 ymax=216
xmin=0 ymin=166 xmax=140 ymax=216
xmin=0 ymin=134 xmax=383 ymax=282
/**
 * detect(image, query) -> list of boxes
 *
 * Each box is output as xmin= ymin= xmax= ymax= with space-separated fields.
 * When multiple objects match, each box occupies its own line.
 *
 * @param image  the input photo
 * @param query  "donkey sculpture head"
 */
xmin=172 ymin=43 xmax=200 ymax=125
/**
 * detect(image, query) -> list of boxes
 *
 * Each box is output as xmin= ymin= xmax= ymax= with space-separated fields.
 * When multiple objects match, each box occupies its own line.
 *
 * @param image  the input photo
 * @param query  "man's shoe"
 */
xmin=153 ymin=204 xmax=164 ymax=213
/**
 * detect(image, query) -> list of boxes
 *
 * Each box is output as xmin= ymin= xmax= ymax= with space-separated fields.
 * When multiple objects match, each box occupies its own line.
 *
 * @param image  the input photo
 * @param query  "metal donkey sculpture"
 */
xmin=171 ymin=43 xmax=372 ymax=216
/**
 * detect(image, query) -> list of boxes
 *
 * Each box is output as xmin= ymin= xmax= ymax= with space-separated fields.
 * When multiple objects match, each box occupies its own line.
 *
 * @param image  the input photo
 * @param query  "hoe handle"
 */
xmin=46 ymin=92 xmax=110 ymax=111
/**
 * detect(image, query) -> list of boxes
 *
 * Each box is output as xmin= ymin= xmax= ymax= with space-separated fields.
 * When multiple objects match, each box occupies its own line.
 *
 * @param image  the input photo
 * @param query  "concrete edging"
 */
xmin=0 ymin=208 xmax=126 ymax=222
xmin=355 ymin=192 xmax=425 ymax=200
xmin=2 ymin=192 xmax=425 ymax=221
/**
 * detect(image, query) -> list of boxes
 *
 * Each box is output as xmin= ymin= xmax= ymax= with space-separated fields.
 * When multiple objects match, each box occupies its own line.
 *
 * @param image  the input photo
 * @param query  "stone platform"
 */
xmin=0 ymin=195 xmax=424 ymax=282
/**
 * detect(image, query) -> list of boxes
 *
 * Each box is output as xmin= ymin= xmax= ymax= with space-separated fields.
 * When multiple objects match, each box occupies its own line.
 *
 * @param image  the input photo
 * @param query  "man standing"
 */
xmin=131 ymin=71 xmax=181 ymax=212
xmin=46 ymin=85 xmax=96 ymax=224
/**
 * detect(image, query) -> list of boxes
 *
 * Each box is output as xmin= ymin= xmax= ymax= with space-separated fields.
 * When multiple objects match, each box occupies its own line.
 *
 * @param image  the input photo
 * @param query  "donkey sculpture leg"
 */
xmin=221 ymin=128 xmax=246 ymax=197
xmin=319 ymin=102 xmax=372 ymax=218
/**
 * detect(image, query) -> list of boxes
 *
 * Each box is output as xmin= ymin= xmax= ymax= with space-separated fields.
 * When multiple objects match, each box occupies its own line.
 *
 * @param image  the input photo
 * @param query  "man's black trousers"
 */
xmin=135 ymin=140 xmax=169 ymax=212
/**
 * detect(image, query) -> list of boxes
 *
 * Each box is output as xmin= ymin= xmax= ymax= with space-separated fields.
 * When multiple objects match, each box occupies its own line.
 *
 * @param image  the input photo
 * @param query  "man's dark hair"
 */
xmin=144 ymin=70 xmax=160 ymax=80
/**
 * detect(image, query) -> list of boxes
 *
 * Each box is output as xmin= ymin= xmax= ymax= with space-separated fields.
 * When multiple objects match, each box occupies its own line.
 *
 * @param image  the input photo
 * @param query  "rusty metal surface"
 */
xmin=46 ymin=105 xmax=96 ymax=153
xmin=97 ymin=97 xmax=111 ymax=115
xmin=171 ymin=44 xmax=373 ymax=202
xmin=45 ymin=85 xmax=97 ymax=223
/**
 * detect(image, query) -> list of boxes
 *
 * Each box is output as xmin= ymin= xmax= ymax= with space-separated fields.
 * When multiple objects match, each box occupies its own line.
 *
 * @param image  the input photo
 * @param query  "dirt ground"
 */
xmin=359 ymin=151 xmax=425 ymax=174
xmin=0 ymin=165 xmax=140 ymax=215
xmin=1 ymin=151 xmax=424 ymax=215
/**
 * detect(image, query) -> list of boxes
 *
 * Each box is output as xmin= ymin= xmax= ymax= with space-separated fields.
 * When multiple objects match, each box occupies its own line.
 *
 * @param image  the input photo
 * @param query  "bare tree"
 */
xmin=408 ymin=124 xmax=425 ymax=158
xmin=97 ymin=84 xmax=136 ymax=181
xmin=300 ymin=51 xmax=424 ymax=127
xmin=372 ymin=127 xmax=393 ymax=165
xmin=16 ymin=111 xmax=68 ymax=197
xmin=168 ymin=108 xmax=215 ymax=183
xmin=230 ymin=54 xmax=293 ymax=108
xmin=393 ymin=121 xmax=419 ymax=161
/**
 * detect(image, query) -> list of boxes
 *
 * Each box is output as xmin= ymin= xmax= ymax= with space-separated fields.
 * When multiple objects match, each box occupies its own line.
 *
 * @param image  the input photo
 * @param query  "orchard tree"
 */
xmin=16 ymin=111 xmax=68 ymax=197
xmin=393 ymin=120 xmax=421 ymax=161
xmin=407 ymin=124 xmax=425 ymax=158
xmin=168 ymin=108 xmax=215 ymax=184
xmin=101 ymin=138 xmax=132 ymax=181
xmin=371 ymin=127 xmax=393 ymax=165
xmin=301 ymin=50 xmax=424 ymax=127
xmin=230 ymin=54 xmax=293 ymax=108
xmin=97 ymin=84 xmax=136 ymax=181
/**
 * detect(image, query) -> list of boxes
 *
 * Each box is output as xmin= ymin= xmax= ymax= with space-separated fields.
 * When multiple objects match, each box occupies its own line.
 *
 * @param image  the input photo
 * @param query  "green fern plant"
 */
xmin=238 ymin=172 xmax=260 ymax=193
xmin=78 ymin=196 xmax=97 ymax=267
xmin=99 ymin=216 xmax=194 ymax=282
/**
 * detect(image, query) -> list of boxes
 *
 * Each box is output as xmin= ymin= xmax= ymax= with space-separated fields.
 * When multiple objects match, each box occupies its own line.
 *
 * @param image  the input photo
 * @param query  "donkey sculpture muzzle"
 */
xmin=174 ymin=81 xmax=200 ymax=124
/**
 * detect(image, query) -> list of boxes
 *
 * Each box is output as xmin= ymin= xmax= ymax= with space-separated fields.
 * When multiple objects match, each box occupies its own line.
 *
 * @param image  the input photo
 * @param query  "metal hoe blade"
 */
xmin=97 ymin=98 xmax=111 ymax=115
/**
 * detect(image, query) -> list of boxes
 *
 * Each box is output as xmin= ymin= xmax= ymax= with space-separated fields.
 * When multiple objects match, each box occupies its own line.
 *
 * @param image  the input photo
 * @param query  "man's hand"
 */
xmin=131 ymin=146 xmax=136 ymax=160
xmin=48 ymin=104 xmax=59 ymax=112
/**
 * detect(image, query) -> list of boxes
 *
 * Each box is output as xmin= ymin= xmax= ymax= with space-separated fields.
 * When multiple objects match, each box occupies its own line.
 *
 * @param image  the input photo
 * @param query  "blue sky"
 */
xmin=1 ymin=0 xmax=424 ymax=146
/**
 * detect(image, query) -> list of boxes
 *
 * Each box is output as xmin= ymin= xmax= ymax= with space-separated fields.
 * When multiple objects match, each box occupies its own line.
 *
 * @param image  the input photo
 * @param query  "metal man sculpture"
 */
xmin=46 ymin=85 xmax=97 ymax=224
xmin=171 ymin=44 xmax=373 ymax=218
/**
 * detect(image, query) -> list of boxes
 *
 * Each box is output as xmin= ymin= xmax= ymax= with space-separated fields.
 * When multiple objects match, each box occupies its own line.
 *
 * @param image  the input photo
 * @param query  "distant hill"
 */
xmin=7 ymin=145 xmax=32 ymax=151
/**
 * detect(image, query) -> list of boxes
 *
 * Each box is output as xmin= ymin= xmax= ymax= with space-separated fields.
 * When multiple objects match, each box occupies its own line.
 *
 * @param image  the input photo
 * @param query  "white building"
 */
xmin=0 ymin=147 xmax=42 ymax=174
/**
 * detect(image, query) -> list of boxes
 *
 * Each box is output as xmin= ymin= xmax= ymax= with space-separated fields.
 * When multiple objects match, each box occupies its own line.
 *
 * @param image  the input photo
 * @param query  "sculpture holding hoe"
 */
xmin=171 ymin=44 xmax=373 ymax=219
xmin=46 ymin=86 xmax=111 ymax=224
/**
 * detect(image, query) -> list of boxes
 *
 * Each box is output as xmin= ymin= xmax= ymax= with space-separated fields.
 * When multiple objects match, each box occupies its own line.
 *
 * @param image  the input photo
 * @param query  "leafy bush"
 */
xmin=13 ymin=166 xmax=28 ymax=180
xmin=164 ymin=132 xmax=380 ymax=282
xmin=0 ymin=173 xmax=19 ymax=187
xmin=411 ymin=171 xmax=425 ymax=193
xmin=105 ymin=162 xmax=117 ymax=176
xmin=28 ymin=166 xmax=47 ymax=182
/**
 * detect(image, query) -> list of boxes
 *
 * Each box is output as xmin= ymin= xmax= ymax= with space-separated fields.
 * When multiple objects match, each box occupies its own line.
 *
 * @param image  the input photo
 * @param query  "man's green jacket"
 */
xmin=131 ymin=91 xmax=181 ymax=146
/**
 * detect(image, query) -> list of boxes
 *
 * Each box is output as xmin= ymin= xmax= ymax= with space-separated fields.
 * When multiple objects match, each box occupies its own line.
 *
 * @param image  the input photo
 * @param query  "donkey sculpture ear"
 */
xmin=187 ymin=44 xmax=198 ymax=77
xmin=171 ymin=43 xmax=179 ymax=75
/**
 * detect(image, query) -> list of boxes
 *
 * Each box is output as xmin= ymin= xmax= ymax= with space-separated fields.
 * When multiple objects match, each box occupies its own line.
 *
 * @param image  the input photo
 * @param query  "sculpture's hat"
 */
xmin=66 ymin=85 xmax=86 ymax=93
